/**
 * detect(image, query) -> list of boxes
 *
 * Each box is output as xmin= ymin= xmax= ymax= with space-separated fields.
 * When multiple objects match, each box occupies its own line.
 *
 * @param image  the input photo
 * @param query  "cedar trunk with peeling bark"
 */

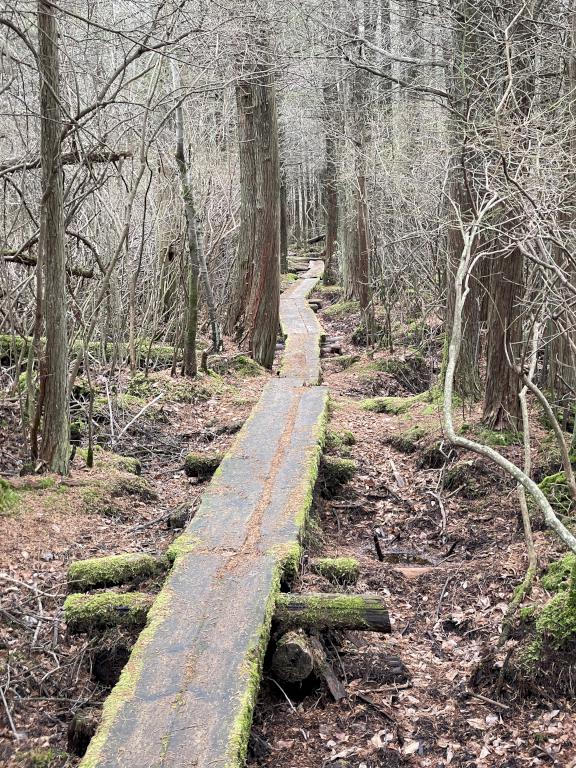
xmin=322 ymin=83 xmax=339 ymax=286
xmin=226 ymin=81 xmax=257 ymax=338
xmin=483 ymin=248 xmax=523 ymax=429
xmin=37 ymin=0 xmax=69 ymax=474
xmin=245 ymin=57 xmax=280 ymax=369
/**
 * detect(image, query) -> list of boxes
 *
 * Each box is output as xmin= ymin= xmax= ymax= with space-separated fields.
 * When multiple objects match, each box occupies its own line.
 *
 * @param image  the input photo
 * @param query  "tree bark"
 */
xmin=226 ymin=81 xmax=256 ymax=337
xmin=482 ymin=247 xmax=523 ymax=429
xmin=245 ymin=45 xmax=281 ymax=368
xmin=322 ymin=83 xmax=339 ymax=286
xmin=37 ymin=0 xmax=69 ymax=474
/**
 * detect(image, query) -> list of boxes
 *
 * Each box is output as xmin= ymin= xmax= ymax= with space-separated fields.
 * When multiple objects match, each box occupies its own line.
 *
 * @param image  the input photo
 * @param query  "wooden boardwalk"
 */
xmin=80 ymin=262 xmax=327 ymax=768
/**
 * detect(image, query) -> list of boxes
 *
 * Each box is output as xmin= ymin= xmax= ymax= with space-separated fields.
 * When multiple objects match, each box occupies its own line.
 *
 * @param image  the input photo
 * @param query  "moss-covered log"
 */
xmin=184 ymin=451 xmax=224 ymax=478
xmin=64 ymin=592 xmax=153 ymax=633
xmin=275 ymin=593 xmax=390 ymax=633
xmin=311 ymin=557 xmax=359 ymax=585
xmin=67 ymin=552 xmax=167 ymax=592
xmin=271 ymin=630 xmax=315 ymax=683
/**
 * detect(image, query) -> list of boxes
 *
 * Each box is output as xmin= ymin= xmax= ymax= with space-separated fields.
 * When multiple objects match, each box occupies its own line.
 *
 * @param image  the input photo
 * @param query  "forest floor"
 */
xmin=0 ymin=287 xmax=575 ymax=768
xmin=247 ymin=290 xmax=576 ymax=768
xmin=0 ymin=351 xmax=267 ymax=767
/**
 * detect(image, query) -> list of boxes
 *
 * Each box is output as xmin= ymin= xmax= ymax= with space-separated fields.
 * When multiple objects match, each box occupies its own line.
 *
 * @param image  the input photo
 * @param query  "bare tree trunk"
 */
xmin=280 ymin=171 xmax=289 ymax=274
xmin=482 ymin=247 xmax=523 ymax=429
xmin=226 ymin=80 xmax=256 ymax=337
xmin=322 ymin=83 xmax=339 ymax=286
xmin=244 ymin=45 xmax=281 ymax=369
xmin=37 ymin=0 xmax=69 ymax=474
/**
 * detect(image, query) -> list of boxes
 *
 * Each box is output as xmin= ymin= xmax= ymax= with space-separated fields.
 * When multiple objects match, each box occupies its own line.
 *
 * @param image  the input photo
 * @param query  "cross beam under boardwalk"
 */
xmin=80 ymin=263 xmax=327 ymax=768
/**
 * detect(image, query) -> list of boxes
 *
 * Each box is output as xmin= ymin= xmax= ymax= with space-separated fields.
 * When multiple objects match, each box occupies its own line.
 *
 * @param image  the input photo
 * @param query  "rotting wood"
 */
xmin=271 ymin=630 xmax=315 ymax=683
xmin=309 ymin=634 xmax=347 ymax=700
xmin=275 ymin=593 xmax=391 ymax=633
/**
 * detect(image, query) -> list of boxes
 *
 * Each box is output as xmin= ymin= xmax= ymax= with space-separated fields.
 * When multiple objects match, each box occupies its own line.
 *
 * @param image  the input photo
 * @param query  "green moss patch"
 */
xmin=184 ymin=451 xmax=223 ymax=478
xmin=78 ymin=446 xmax=141 ymax=475
xmin=0 ymin=478 xmax=19 ymax=516
xmin=325 ymin=428 xmax=356 ymax=455
xmin=535 ymin=590 xmax=576 ymax=648
xmin=361 ymin=395 xmax=419 ymax=415
xmin=210 ymin=354 xmax=264 ymax=377
xmin=68 ymin=553 xmax=166 ymax=592
xmin=541 ymin=554 xmax=576 ymax=593
xmin=385 ymin=426 xmax=427 ymax=454
xmin=323 ymin=300 xmax=360 ymax=318
xmin=64 ymin=592 xmax=153 ymax=633
xmin=312 ymin=557 xmax=359 ymax=585
xmin=16 ymin=748 xmax=67 ymax=768
xmin=539 ymin=471 xmax=575 ymax=514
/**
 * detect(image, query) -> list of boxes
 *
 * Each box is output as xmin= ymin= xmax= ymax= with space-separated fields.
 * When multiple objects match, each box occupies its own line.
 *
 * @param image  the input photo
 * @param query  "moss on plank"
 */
xmin=165 ymin=532 xmax=202 ymax=563
xmin=64 ymin=592 xmax=153 ymax=633
xmin=226 ymin=565 xmax=282 ymax=768
xmin=68 ymin=552 xmax=166 ymax=592
xmin=312 ymin=557 xmax=359 ymax=585
xmin=184 ymin=451 xmax=224 ymax=478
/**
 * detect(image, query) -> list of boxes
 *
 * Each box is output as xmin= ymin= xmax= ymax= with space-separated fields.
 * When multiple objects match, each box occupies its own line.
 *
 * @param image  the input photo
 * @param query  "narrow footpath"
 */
xmin=79 ymin=261 xmax=328 ymax=768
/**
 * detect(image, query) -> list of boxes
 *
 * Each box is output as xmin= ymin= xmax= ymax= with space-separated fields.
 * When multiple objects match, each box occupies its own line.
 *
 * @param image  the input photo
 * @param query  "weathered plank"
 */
xmin=80 ymin=263 xmax=328 ymax=768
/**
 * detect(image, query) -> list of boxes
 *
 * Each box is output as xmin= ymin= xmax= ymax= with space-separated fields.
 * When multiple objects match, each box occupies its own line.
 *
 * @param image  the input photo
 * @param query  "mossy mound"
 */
xmin=210 ymin=354 xmax=264 ymax=377
xmin=184 ymin=451 xmax=224 ymax=478
xmin=325 ymin=429 xmax=356 ymax=455
xmin=64 ymin=592 xmax=153 ymax=633
xmin=317 ymin=285 xmax=342 ymax=299
xmin=368 ymin=355 xmax=430 ymax=394
xmin=68 ymin=552 xmax=166 ymax=592
xmin=331 ymin=354 xmax=360 ymax=371
xmin=386 ymin=426 xmax=427 ymax=454
xmin=541 ymin=554 xmax=576 ymax=593
xmin=535 ymin=590 xmax=576 ymax=648
xmin=323 ymin=300 xmax=360 ymax=318
xmin=474 ymin=427 xmax=523 ymax=447
xmin=538 ymin=471 xmax=575 ymax=515
xmin=80 ymin=471 xmax=156 ymax=516
xmin=312 ymin=557 xmax=359 ymax=585
xmin=361 ymin=396 xmax=418 ymax=415
xmin=320 ymin=456 xmax=357 ymax=497
xmin=0 ymin=478 xmax=19 ymax=515
xmin=108 ymin=474 xmax=156 ymax=500
xmin=78 ymin=446 xmax=141 ymax=475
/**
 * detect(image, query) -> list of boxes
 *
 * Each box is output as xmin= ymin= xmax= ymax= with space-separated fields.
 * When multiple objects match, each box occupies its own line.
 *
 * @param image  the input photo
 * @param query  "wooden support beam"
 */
xmin=275 ymin=593 xmax=391 ymax=633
